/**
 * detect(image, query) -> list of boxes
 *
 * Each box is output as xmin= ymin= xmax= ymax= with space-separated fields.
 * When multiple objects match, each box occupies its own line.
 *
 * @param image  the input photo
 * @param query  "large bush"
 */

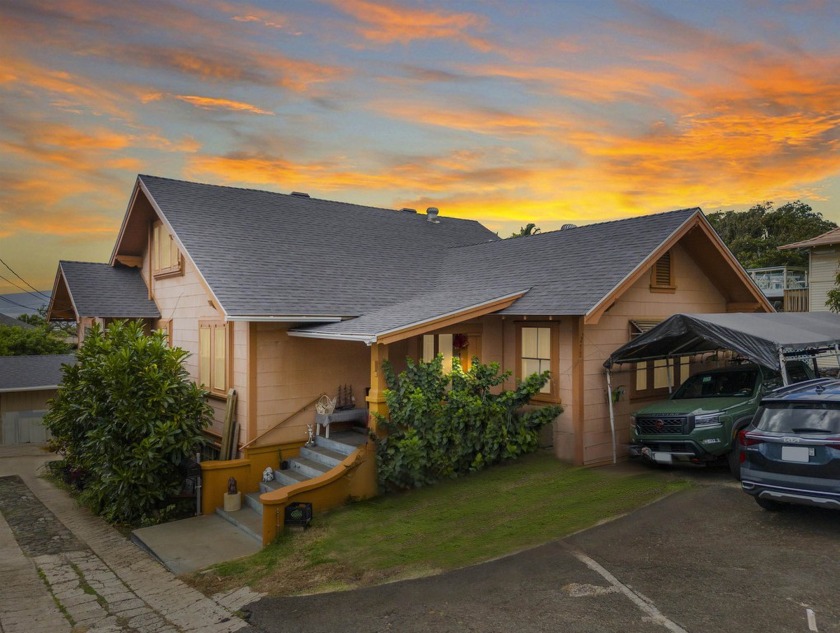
xmin=0 ymin=323 xmax=71 ymax=355
xmin=375 ymin=355 xmax=563 ymax=490
xmin=44 ymin=320 xmax=212 ymax=524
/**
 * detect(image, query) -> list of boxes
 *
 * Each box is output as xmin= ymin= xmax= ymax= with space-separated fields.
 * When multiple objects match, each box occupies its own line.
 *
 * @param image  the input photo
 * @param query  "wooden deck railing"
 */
xmin=784 ymin=289 xmax=809 ymax=312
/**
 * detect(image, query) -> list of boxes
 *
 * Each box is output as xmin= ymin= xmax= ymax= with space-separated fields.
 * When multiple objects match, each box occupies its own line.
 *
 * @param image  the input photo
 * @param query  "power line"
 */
xmin=0 ymin=294 xmax=37 ymax=310
xmin=0 ymin=258 xmax=51 ymax=299
xmin=0 ymin=272 xmax=48 ymax=302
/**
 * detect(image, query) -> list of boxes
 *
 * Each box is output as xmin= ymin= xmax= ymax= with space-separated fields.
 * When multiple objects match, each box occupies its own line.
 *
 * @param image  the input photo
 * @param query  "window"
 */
xmin=422 ymin=333 xmax=455 ymax=371
xmin=633 ymin=357 xmax=690 ymax=398
xmin=155 ymin=319 xmax=173 ymax=346
xmin=650 ymin=250 xmax=675 ymax=292
xmin=516 ymin=323 xmax=559 ymax=401
xmin=199 ymin=322 xmax=228 ymax=395
xmin=152 ymin=221 xmax=183 ymax=278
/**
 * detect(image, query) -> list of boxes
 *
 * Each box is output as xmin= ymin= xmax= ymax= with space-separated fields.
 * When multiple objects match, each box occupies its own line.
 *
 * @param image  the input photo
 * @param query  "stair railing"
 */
xmin=240 ymin=393 xmax=325 ymax=450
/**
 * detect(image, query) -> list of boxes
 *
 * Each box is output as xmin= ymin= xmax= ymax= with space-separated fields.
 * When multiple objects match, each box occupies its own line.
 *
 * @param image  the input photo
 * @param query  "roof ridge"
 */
xmin=449 ymin=207 xmax=701 ymax=253
xmin=534 ymin=206 xmax=701 ymax=239
xmin=138 ymin=174 xmax=487 ymax=225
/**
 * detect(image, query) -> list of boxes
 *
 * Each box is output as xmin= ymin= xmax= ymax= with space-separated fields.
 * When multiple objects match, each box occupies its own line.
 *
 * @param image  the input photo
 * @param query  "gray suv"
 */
xmin=741 ymin=378 xmax=840 ymax=511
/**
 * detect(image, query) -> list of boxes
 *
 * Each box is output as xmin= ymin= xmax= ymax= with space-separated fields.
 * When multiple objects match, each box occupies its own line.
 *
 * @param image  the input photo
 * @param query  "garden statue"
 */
xmin=262 ymin=466 xmax=274 ymax=482
xmin=227 ymin=476 xmax=237 ymax=495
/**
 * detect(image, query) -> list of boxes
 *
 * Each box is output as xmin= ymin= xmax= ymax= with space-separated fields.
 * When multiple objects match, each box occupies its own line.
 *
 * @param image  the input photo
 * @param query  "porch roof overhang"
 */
xmin=289 ymin=288 xmax=529 ymax=346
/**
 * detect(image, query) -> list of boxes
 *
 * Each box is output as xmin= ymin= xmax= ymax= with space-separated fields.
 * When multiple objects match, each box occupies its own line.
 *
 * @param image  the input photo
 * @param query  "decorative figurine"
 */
xmin=227 ymin=477 xmax=237 ymax=495
xmin=262 ymin=466 xmax=274 ymax=482
xmin=306 ymin=424 xmax=316 ymax=447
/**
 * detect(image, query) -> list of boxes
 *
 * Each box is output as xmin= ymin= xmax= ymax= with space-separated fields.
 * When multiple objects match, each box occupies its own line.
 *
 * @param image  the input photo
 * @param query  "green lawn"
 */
xmin=188 ymin=451 xmax=688 ymax=596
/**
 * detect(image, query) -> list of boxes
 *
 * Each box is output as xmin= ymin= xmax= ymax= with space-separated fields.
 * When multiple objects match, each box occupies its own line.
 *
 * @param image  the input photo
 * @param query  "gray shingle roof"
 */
xmin=295 ymin=287 xmax=528 ymax=342
xmin=0 ymin=314 xmax=35 ymax=329
xmin=0 ymin=354 xmax=76 ymax=392
xmin=292 ymin=208 xmax=700 ymax=340
xmin=58 ymin=262 xmax=161 ymax=319
xmin=139 ymin=175 xmax=499 ymax=318
xmin=444 ymin=208 xmax=701 ymax=316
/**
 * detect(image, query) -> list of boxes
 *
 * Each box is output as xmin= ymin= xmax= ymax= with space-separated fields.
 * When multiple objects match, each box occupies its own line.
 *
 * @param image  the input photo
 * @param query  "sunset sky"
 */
xmin=2 ymin=0 xmax=840 ymax=296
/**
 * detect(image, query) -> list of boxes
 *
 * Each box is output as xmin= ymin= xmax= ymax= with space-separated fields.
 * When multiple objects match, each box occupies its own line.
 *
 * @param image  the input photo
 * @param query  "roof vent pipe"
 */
xmin=426 ymin=207 xmax=440 ymax=223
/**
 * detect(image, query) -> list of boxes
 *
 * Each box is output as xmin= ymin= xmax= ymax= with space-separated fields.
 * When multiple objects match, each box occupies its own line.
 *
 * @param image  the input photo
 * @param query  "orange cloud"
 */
xmin=372 ymin=100 xmax=548 ymax=137
xmin=174 ymin=95 xmax=274 ymax=115
xmin=326 ymin=0 xmax=491 ymax=51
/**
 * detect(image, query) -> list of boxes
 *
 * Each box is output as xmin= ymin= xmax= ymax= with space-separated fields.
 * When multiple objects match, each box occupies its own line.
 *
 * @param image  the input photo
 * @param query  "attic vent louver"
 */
xmin=400 ymin=207 xmax=417 ymax=214
xmin=561 ymin=223 xmax=577 ymax=230
xmin=291 ymin=191 xmax=310 ymax=198
xmin=426 ymin=207 xmax=440 ymax=223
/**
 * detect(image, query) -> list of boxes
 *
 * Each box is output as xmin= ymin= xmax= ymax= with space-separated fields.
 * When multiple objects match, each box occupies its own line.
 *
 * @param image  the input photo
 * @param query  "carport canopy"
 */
xmin=604 ymin=312 xmax=840 ymax=371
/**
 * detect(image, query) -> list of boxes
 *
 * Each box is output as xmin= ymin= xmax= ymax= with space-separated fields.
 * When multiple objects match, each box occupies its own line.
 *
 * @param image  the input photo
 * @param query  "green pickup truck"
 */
xmin=629 ymin=362 xmax=814 ymax=478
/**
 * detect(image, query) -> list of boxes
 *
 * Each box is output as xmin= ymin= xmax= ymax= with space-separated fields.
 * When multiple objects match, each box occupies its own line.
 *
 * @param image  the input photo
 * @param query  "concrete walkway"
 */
xmin=0 ymin=445 xmax=262 ymax=633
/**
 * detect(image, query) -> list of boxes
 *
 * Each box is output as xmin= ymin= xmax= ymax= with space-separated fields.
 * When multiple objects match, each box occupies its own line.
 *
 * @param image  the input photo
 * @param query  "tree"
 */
xmin=510 ymin=223 xmax=541 ymax=238
xmin=44 ymin=320 xmax=212 ymax=525
xmin=827 ymin=275 xmax=840 ymax=313
xmin=18 ymin=305 xmax=78 ymax=337
xmin=0 ymin=324 xmax=71 ymax=355
xmin=706 ymin=201 xmax=836 ymax=269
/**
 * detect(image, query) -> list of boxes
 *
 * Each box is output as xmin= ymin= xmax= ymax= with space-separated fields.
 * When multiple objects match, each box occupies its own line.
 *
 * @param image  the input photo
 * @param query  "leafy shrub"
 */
xmin=0 ymin=324 xmax=71 ymax=355
xmin=44 ymin=320 xmax=212 ymax=525
xmin=375 ymin=355 xmax=563 ymax=490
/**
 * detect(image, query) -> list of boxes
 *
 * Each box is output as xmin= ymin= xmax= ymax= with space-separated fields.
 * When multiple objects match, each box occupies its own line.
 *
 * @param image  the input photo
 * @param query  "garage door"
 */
xmin=1 ymin=410 xmax=51 ymax=445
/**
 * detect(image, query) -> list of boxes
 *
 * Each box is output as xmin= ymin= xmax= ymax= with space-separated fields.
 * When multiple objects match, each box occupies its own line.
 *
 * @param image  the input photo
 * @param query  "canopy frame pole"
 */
xmin=779 ymin=349 xmax=790 ymax=386
xmin=605 ymin=367 xmax=617 ymax=464
xmin=666 ymin=355 xmax=673 ymax=394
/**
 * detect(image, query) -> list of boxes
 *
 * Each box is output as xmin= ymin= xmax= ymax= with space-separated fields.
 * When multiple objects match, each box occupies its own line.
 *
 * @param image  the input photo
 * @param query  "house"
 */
xmin=0 ymin=314 xmax=35 ymax=329
xmin=745 ymin=266 xmax=809 ymax=312
xmin=780 ymin=227 xmax=840 ymax=313
xmin=48 ymin=175 xmax=771 ymax=542
xmin=0 ymin=354 xmax=76 ymax=445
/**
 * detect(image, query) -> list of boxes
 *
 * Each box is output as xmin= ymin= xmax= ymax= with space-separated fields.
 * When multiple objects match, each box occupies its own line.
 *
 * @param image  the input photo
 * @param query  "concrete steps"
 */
xmin=234 ymin=431 xmax=367 ymax=519
xmin=215 ymin=505 xmax=262 ymax=543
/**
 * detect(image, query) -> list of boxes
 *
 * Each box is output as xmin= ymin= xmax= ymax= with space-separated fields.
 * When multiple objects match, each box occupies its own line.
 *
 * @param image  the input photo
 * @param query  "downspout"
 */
xmin=605 ymin=366 xmax=617 ymax=464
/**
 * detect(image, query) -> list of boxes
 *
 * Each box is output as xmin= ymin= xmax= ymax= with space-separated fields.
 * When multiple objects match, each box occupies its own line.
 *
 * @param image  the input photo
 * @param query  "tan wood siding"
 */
xmin=809 ymin=247 xmax=839 ymax=312
xmin=578 ymin=242 xmax=728 ymax=465
xmin=254 ymin=323 xmax=369 ymax=443
xmin=149 ymin=255 xmax=238 ymax=439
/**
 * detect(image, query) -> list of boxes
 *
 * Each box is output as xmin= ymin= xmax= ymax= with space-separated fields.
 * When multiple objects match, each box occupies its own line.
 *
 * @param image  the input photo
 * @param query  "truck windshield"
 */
xmin=672 ymin=370 xmax=758 ymax=399
xmin=755 ymin=402 xmax=840 ymax=434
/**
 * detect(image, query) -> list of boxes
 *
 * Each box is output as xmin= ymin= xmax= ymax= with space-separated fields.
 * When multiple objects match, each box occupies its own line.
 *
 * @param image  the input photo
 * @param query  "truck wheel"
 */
xmin=727 ymin=435 xmax=742 ymax=481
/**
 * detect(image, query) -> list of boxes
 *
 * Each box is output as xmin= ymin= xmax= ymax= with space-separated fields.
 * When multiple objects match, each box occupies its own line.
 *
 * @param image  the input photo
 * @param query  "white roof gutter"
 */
xmin=0 ymin=385 xmax=59 ymax=393
xmin=225 ymin=315 xmax=344 ymax=323
xmin=288 ymin=330 xmax=377 ymax=345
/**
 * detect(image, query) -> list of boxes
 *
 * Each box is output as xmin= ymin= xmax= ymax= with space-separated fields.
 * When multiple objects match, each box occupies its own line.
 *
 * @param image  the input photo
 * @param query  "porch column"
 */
xmin=366 ymin=342 xmax=389 ymax=434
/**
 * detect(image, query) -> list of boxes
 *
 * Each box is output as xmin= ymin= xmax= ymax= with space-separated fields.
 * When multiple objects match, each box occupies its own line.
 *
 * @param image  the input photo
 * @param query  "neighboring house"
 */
xmin=745 ymin=266 xmax=809 ymax=312
xmin=0 ymin=354 xmax=76 ymax=445
xmin=47 ymin=175 xmax=772 ymax=469
xmin=780 ymin=228 xmax=840 ymax=313
xmin=0 ymin=313 xmax=35 ymax=329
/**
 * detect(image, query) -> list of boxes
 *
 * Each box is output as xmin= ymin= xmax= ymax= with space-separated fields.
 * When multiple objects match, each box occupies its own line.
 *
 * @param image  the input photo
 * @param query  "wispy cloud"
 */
xmin=174 ymin=95 xmax=274 ymax=115
xmin=326 ymin=0 xmax=491 ymax=51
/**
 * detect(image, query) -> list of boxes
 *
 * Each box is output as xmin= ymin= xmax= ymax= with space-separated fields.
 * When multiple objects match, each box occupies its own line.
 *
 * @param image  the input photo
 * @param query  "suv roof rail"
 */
xmin=764 ymin=377 xmax=839 ymax=399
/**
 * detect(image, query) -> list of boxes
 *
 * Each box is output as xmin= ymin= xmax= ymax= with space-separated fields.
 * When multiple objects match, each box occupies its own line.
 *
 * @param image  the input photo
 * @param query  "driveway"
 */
xmin=246 ymin=464 xmax=840 ymax=633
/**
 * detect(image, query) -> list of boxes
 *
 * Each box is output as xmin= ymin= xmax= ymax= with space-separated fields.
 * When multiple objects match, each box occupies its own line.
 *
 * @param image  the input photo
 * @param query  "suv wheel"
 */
xmin=755 ymin=497 xmax=784 ymax=511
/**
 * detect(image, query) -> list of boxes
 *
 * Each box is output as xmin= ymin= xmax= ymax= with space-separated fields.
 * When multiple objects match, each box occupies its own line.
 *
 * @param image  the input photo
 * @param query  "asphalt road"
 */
xmin=245 ymin=464 xmax=840 ymax=633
